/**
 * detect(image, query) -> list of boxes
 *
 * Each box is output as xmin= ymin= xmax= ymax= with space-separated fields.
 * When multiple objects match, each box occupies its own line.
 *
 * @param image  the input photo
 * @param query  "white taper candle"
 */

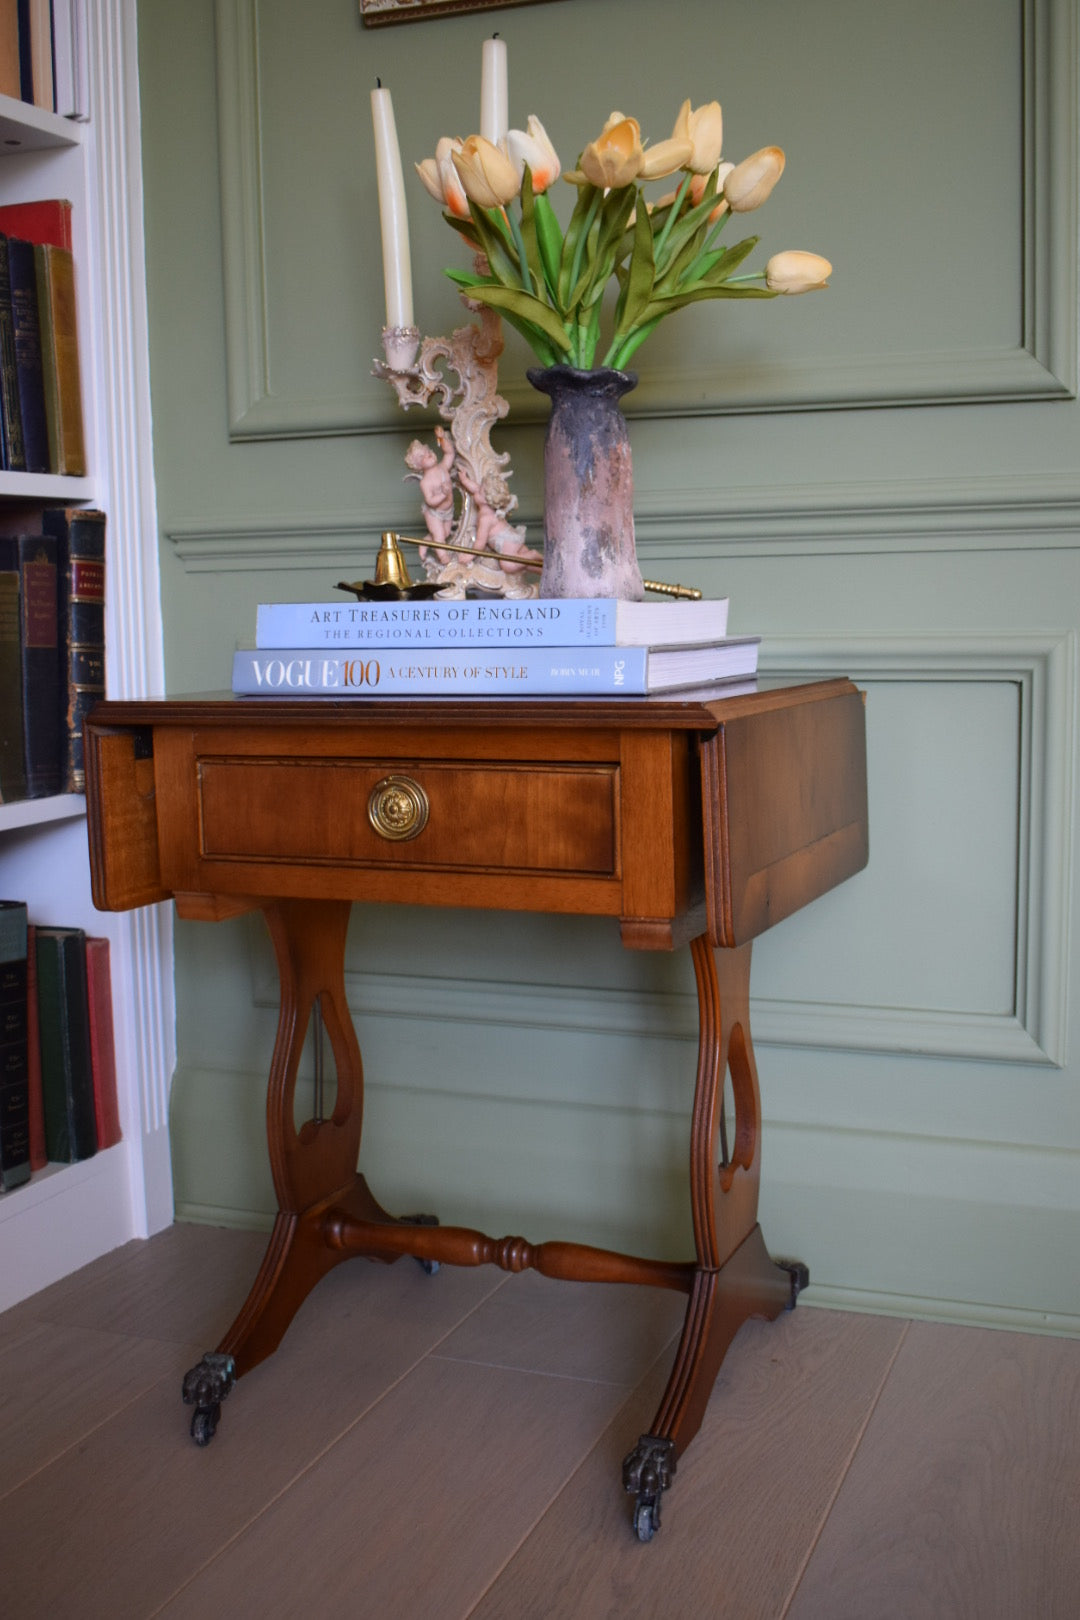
xmin=371 ymin=84 xmax=414 ymax=329
xmin=480 ymin=35 xmax=508 ymax=148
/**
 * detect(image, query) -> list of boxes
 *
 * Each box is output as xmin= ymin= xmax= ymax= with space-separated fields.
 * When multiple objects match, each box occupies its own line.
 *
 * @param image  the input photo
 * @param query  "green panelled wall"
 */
xmin=136 ymin=0 xmax=1080 ymax=1331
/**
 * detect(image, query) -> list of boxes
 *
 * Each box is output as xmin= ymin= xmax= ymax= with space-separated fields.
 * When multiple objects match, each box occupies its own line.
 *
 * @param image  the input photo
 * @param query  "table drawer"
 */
xmin=195 ymin=756 xmax=619 ymax=877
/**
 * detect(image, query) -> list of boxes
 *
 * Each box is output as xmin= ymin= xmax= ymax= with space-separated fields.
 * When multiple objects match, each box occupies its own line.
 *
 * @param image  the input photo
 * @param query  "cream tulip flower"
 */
xmin=506 ymin=115 xmax=561 ymax=193
xmin=638 ymin=134 xmax=694 ymax=181
xmin=765 ymin=250 xmax=832 ymax=293
xmin=723 ymin=145 xmax=786 ymax=212
xmin=672 ymin=98 xmax=724 ymax=174
xmin=578 ymin=113 xmax=645 ymax=188
xmin=452 ymin=134 xmax=522 ymax=209
xmin=415 ymin=136 xmax=469 ymax=218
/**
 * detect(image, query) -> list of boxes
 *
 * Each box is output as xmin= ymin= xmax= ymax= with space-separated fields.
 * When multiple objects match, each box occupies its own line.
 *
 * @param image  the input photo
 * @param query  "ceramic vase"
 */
xmin=527 ymin=365 xmax=644 ymax=601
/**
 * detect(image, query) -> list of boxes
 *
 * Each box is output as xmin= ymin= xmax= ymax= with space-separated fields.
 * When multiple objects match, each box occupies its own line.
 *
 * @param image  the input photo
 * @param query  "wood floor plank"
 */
xmin=468 ymin=1306 xmax=908 ymax=1620
xmin=2 ymin=1223 xmax=270 ymax=1345
xmin=432 ymin=1269 xmax=686 ymax=1385
xmin=0 ymin=1258 xmax=504 ymax=1619
xmin=785 ymin=1320 xmax=1080 ymax=1620
xmin=155 ymin=1356 xmax=633 ymax=1620
xmin=0 ymin=1320 xmax=197 ymax=1498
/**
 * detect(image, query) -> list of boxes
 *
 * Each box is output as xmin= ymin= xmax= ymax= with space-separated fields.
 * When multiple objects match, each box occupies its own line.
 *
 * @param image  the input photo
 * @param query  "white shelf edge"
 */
xmin=0 ymin=1145 xmax=122 ymax=1227
xmin=0 ymin=794 xmax=86 ymax=832
xmin=0 ymin=91 xmax=84 ymax=153
xmin=0 ymin=471 xmax=94 ymax=500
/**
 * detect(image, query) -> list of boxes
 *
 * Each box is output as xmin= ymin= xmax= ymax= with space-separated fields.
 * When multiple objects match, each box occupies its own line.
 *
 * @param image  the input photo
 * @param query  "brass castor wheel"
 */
xmin=622 ymin=1434 xmax=675 ymax=1542
xmin=776 ymin=1257 xmax=810 ymax=1308
xmin=182 ymin=1351 xmax=236 ymax=1445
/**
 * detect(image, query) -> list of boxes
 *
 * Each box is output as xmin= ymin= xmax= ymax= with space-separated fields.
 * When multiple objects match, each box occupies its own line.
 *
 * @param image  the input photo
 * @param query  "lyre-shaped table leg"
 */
xmin=623 ymin=936 xmax=801 ymax=1539
xmin=183 ymin=899 xmax=388 ymax=1441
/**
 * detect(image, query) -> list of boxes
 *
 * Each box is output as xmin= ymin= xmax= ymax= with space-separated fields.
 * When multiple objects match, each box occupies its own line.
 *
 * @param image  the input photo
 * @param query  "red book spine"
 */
xmin=85 ymin=935 xmax=120 ymax=1150
xmin=0 ymin=200 xmax=74 ymax=251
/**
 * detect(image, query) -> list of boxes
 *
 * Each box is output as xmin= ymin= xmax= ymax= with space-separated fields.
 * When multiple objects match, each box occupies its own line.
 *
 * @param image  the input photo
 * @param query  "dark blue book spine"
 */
xmin=6 ymin=236 xmax=49 ymax=472
xmin=16 ymin=0 xmax=32 ymax=103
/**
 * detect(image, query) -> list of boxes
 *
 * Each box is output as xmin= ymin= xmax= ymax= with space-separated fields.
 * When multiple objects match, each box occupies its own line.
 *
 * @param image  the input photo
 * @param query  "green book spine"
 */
xmin=0 ymin=899 xmax=30 ymax=1191
xmin=34 ymin=925 xmax=97 ymax=1164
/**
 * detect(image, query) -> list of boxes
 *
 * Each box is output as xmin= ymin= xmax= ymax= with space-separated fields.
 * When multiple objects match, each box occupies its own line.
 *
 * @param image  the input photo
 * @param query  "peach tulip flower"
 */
xmin=723 ymin=145 xmax=786 ymax=212
xmin=507 ymin=115 xmax=561 ymax=192
xmin=415 ymin=136 xmax=470 ymax=218
xmin=638 ymin=134 xmax=695 ymax=181
xmin=672 ymin=99 xmax=724 ymax=174
xmin=765 ymin=250 xmax=833 ymax=293
xmin=578 ymin=113 xmax=646 ymax=188
xmin=452 ymin=134 xmax=522 ymax=209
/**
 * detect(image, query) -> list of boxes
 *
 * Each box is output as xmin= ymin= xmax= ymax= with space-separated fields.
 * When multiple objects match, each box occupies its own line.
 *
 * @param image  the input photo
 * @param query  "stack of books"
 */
xmin=0 ymin=199 xmax=87 ymax=477
xmin=0 ymin=2 xmax=88 ymax=120
xmin=0 ymin=898 xmax=120 ymax=1196
xmin=233 ymin=594 xmax=759 ymax=697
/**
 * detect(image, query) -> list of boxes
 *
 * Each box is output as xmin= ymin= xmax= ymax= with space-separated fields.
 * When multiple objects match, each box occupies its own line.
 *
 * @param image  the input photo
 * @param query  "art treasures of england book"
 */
xmin=255 ymin=594 xmax=730 ymax=649
xmin=232 ymin=637 xmax=760 ymax=698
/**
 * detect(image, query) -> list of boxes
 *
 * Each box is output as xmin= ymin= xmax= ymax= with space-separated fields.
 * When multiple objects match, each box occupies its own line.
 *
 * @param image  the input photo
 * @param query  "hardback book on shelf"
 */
xmin=0 ymin=234 xmax=24 ymax=470
xmin=0 ymin=531 xmax=60 ymax=797
xmin=232 ymin=637 xmax=760 ymax=697
xmin=25 ymin=919 xmax=45 ymax=1169
xmin=0 ymin=557 xmax=26 ymax=798
xmin=5 ymin=232 xmax=49 ymax=472
xmin=255 ymin=593 xmax=731 ymax=649
xmin=0 ymin=1 xmax=18 ymax=102
xmin=34 ymin=923 xmax=96 ymax=1164
xmin=85 ymin=934 xmax=120 ymax=1151
xmin=0 ymin=898 xmax=30 ymax=1191
xmin=35 ymin=240 xmax=86 ymax=475
xmin=43 ymin=505 xmax=105 ymax=792
xmin=19 ymin=0 xmax=53 ymax=111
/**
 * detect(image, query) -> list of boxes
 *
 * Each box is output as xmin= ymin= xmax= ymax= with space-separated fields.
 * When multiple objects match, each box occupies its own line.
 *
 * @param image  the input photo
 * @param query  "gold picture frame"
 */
xmin=360 ymin=0 xmax=564 ymax=25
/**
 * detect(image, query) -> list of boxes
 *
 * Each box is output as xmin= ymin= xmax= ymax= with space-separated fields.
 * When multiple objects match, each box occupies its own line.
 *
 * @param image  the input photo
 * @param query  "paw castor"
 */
xmin=776 ymin=1257 xmax=810 ymax=1307
xmin=182 ymin=1351 xmax=236 ymax=1446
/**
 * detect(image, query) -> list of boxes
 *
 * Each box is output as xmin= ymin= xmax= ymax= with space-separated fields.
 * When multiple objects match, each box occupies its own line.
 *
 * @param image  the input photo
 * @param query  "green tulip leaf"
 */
xmin=467 ymin=201 xmax=521 ymax=288
xmin=461 ymin=282 xmax=574 ymax=355
xmin=639 ymin=283 xmax=779 ymax=324
xmin=559 ymin=182 xmax=601 ymax=305
xmin=532 ymin=192 xmax=564 ymax=299
xmin=614 ymin=201 xmax=656 ymax=338
xmin=442 ymin=211 xmax=483 ymax=253
xmin=518 ymin=169 xmax=547 ymax=294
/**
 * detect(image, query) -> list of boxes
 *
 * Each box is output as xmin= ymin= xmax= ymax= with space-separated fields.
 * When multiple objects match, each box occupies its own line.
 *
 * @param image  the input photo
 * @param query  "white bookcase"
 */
xmin=0 ymin=4 xmax=175 ymax=1312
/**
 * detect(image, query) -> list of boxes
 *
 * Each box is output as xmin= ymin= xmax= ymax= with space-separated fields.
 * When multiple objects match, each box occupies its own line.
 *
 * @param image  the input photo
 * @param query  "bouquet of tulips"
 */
xmin=416 ymin=100 xmax=831 ymax=373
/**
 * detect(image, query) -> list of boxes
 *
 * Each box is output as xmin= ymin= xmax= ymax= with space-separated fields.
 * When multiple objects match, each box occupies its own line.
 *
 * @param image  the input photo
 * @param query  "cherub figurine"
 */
xmin=457 ymin=465 xmax=543 ymax=579
xmin=404 ymin=425 xmax=457 ymax=560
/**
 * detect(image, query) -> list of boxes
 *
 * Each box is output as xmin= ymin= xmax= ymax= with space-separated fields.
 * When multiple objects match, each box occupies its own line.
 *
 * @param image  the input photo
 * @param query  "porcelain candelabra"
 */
xmin=373 ymin=295 xmax=540 ymax=599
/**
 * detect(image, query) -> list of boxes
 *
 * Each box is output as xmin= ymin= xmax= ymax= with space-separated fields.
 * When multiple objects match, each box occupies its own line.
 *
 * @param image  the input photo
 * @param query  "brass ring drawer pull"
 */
xmin=367 ymin=775 xmax=429 ymax=842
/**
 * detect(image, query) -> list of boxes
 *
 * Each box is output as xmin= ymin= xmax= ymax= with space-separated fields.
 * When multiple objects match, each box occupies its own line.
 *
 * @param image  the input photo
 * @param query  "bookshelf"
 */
xmin=0 ymin=11 xmax=175 ymax=1312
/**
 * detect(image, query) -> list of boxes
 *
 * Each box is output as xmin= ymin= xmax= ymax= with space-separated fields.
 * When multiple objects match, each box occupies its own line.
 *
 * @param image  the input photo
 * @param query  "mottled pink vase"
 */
xmin=528 ymin=365 xmax=644 ymax=601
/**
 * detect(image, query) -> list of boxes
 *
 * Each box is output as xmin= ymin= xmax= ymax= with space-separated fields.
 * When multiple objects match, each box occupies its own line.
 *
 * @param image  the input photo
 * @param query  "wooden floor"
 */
xmin=1 ymin=1223 xmax=1078 ymax=1619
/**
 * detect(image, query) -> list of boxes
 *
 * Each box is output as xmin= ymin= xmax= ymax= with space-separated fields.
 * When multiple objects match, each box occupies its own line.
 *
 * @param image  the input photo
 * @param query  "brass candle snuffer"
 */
xmin=338 ymin=531 xmax=702 ymax=603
